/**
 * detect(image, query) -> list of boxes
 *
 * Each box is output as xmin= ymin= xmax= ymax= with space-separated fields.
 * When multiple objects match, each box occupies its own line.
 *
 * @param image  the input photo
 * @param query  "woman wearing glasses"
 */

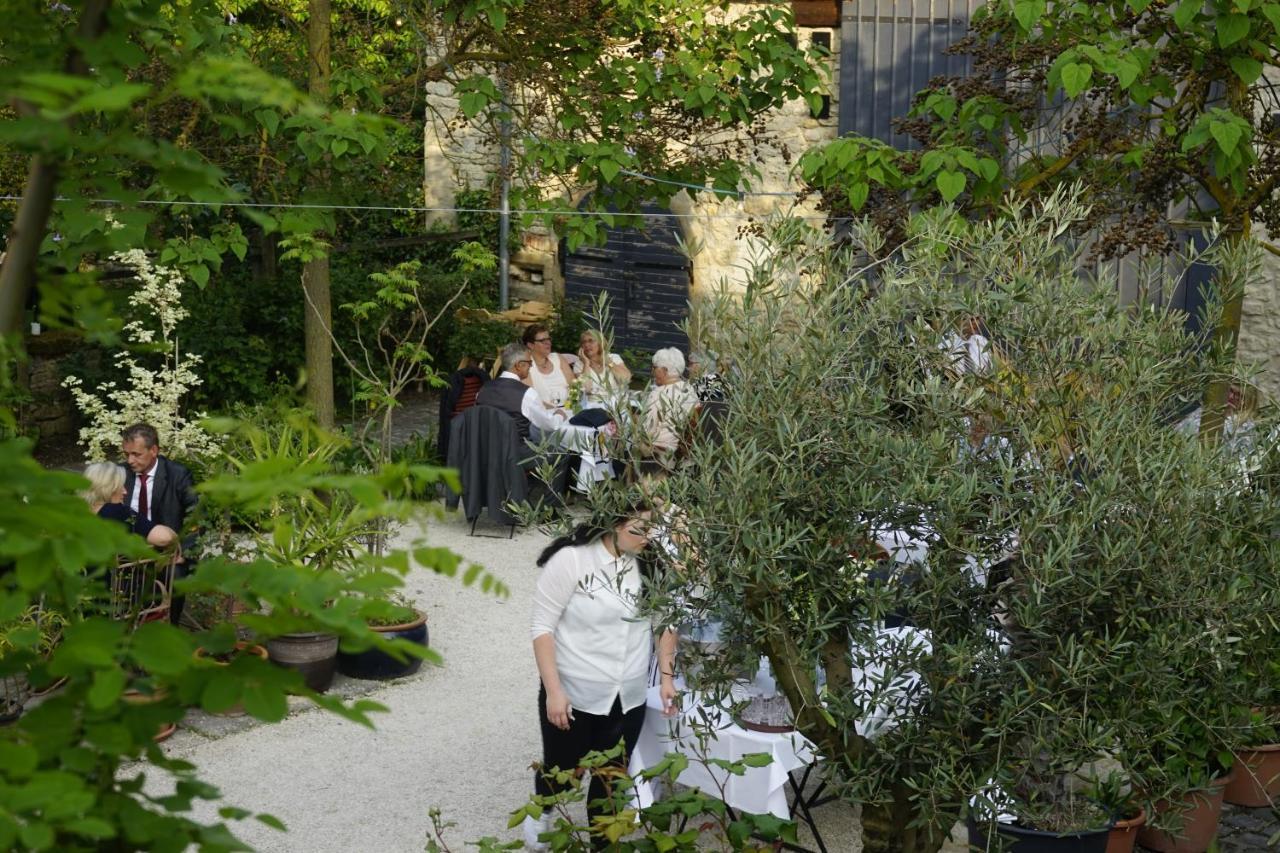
xmin=523 ymin=503 xmax=679 ymax=851
xmin=522 ymin=323 xmax=576 ymax=409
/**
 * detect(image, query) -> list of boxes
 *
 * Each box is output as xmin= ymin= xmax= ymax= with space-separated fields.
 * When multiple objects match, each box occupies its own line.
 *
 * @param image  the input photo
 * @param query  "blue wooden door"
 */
xmin=838 ymin=0 xmax=983 ymax=148
xmin=562 ymin=204 xmax=690 ymax=356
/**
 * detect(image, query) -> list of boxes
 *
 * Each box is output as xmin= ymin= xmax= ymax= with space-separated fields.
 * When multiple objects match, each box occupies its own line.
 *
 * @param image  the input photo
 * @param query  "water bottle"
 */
xmin=753 ymin=656 xmax=776 ymax=697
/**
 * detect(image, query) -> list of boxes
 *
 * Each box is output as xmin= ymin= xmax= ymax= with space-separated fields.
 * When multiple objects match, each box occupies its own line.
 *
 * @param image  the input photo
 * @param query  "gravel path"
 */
xmin=162 ymin=511 xmax=545 ymax=851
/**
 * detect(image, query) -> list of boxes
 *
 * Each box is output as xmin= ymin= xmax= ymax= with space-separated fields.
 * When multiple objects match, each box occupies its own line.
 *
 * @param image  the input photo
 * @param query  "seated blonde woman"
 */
xmin=82 ymin=461 xmax=178 ymax=549
xmin=575 ymin=329 xmax=632 ymax=404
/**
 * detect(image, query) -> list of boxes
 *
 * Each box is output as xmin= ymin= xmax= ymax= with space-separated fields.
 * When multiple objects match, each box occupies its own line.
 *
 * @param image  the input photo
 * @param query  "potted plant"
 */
xmin=0 ymin=603 xmax=71 ymax=716
xmin=1134 ymin=715 xmax=1237 ymax=853
xmin=193 ymin=639 xmax=270 ymax=716
xmin=336 ymin=594 xmax=431 ymax=681
xmin=967 ymin=766 xmax=1113 ymax=852
xmin=1083 ymin=771 xmax=1146 ymax=853
xmin=1222 ymin=705 xmax=1280 ymax=808
xmin=201 ymin=412 xmax=444 ymax=693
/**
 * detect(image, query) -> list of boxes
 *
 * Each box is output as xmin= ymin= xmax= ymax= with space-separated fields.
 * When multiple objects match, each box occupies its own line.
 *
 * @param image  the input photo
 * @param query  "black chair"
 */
xmin=445 ymin=406 xmax=530 ymax=538
xmin=437 ymin=366 xmax=490 ymax=464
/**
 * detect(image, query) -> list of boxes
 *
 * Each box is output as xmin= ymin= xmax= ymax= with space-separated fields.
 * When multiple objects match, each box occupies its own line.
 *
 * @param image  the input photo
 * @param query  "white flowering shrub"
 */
xmin=63 ymin=249 xmax=220 ymax=462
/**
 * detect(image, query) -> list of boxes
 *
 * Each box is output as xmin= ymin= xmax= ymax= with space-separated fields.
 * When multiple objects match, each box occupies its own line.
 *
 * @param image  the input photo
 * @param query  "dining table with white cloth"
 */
xmin=628 ymin=682 xmax=818 ymax=821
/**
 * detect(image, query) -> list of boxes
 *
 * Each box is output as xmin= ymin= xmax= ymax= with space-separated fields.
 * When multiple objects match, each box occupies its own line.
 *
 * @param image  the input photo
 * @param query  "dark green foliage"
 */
xmin=550 ymin=299 xmax=591 ymax=355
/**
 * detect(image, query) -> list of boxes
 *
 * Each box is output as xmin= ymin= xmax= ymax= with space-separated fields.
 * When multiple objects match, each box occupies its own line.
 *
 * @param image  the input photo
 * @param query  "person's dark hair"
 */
xmin=522 ymin=323 xmax=551 ymax=347
xmin=122 ymin=423 xmax=159 ymax=448
xmin=536 ymin=501 xmax=652 ymax=567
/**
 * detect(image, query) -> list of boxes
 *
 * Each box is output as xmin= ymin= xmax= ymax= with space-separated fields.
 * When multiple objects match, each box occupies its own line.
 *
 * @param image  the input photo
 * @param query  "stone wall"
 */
xmin=17 ymin=331 xmax=87 ymax=446
xmin=420 ymin=7 xmax=840 ymax=301
xmin=1237 ymin=228 xmax=1280 ymax=402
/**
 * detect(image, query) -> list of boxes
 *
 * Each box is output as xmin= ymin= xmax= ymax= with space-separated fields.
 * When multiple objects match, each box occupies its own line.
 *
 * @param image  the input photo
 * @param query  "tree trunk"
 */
xmin=0 ymin=0 xmax=112 ymax=337
xmin=1199 ymin=75 xmax=1251 ymax=443
xmin=860 ymin=785 xmax=950 ymax=853
xmin=302 ymin=259 xmax=334 ymax=426
xmin=303 ymin=0 xmax=334 ymax=427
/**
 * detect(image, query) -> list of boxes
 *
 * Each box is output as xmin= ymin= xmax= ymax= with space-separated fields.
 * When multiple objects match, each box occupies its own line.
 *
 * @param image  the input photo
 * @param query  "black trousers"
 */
xmin=535 ymin=684 xmax=646 ymax=820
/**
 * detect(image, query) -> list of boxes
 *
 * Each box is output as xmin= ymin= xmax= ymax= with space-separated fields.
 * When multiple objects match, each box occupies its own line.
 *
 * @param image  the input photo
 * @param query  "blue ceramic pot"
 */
xmin=337 ymin=610 xmax=429 ymax=680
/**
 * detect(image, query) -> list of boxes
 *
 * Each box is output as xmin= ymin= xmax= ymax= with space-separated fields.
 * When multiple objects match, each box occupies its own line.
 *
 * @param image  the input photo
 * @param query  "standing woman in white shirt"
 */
xmin=525 ymin=506 xmax=678 ymax=849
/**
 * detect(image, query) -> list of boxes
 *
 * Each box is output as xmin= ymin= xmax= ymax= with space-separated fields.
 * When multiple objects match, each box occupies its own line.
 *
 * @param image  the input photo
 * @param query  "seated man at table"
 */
xmin=476 ymin=342 xmax=567 ymax=443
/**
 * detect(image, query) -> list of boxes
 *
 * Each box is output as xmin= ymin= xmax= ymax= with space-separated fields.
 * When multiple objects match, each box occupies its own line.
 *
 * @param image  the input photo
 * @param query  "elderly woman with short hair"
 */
xmin=82 ymin=461 xmax=178 ymax=549
xmin=642 ymin=348 xmax=700 ymax=458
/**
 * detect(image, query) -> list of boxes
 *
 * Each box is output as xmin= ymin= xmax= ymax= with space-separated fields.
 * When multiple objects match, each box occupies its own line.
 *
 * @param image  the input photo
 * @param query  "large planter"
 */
xmin=336 ymin=610 xmax=429 ymax=681
xmin=1223 ymin=744 xmax=1280 ymax=807
xmin=967 ymin=817 xmax=1110 ymax=852
xmin=1136 ymin=771 xmax=1234 ymax=853
xmin=195 ymin=642 xmax=269 ymax=716
xmin=266 ymin=632 xmax=339 ymax=693
xmin=1104 ymin=808 xmax=1145 ymax=853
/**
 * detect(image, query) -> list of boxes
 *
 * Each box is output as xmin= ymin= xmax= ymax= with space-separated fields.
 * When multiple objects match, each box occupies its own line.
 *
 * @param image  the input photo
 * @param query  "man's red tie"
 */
xmin=138 ymin=473 xmax=149 ymax=520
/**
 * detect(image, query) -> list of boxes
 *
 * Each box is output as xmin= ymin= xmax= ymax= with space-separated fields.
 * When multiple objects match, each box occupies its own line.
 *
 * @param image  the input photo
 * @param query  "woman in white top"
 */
xmin=575 ymin=329 xmax=632 ymax=404
xmin=642 ymin=347 xmax=700 ymax=458
xmin=523 ymin=323 xmax=575 ymax=408
xmin=524 ymin=505 xmax=678 ymax=850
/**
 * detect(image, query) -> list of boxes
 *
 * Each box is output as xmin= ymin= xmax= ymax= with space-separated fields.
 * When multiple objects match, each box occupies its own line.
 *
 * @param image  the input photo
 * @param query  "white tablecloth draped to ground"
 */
xmin=629 ymin=684 xmax=816 ymax=820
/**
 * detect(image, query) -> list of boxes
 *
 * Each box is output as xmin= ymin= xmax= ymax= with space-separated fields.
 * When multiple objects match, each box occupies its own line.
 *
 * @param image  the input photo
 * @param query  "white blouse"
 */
xmin=531 ymin=540 xmax=652 ymax=715
xmin=530 ymin=356 xmax=571 ymax=407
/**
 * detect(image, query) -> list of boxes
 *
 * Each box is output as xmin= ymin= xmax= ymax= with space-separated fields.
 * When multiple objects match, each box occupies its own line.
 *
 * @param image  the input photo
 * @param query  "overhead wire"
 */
xmin=0 ymin=194 xmax=845 ymax=221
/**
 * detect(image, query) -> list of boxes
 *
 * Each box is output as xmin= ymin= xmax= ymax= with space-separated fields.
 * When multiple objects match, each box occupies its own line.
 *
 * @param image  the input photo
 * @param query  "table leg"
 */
xmin=785 ymin=764 xmax=830 ymax=853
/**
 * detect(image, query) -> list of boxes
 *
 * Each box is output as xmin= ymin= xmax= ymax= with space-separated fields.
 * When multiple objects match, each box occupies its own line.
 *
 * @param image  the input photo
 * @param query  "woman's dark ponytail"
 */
xmin=536 ymin=525 xmax=604 ymax=567
xmin=535 ymin=499 xmax=655 ymax=567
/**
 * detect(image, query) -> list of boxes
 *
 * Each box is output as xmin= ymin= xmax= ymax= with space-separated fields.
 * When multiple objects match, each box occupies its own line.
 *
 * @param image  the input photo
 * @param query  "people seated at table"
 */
xmin=575 ymin=329 xmax=631 ymax=405
xmin=523 ymin=323 xmax=576 ymax=408
xmin=687 ymin=349 xmax=726 ymax=403
xmin=640 ymin=348 xmax=700 ymax=461
xmin=525 ymin=503 xmax=678 ymax=851
xmin=82 ymin=461 xmax=177 ymax=549
xmin=1176 ymin=381 xmax=1266 ymax=456
xmin=476 ymin=343 xmax=568 ymax=442
xmin=941 ymin=315 xmax=992 ymax=378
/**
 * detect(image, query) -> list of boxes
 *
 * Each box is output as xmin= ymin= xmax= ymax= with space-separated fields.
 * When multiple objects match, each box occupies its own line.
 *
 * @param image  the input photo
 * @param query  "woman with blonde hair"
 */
xmin=575 ymin=329 xmax=631 ymax=404
xmin=82 ymin=461 xmax=177 ymax=548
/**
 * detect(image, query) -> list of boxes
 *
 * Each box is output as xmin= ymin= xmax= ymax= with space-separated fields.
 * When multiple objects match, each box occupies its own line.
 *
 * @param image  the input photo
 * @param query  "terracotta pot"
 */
xmin=266 ymin=632 xmax=339 ymax=693
xmin=1104 ymin=808 xmax=1145 ymax=853
xmin=122 ymin=687 xmax=178 ymax=743
xmin=1136 ymin=771 xmax=1234 ymax=853
xmin=194 ymin=642 xmax=269 ymax=716
xmin=1223 ymin=744 xmax=1280 ymax=807
xmin=336 ymin=610 xmax=428 ymax=681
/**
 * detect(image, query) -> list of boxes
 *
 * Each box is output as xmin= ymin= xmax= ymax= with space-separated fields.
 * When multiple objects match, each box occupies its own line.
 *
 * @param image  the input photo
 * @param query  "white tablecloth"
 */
xmin=628 ymin=684 xmax=816 ymax=820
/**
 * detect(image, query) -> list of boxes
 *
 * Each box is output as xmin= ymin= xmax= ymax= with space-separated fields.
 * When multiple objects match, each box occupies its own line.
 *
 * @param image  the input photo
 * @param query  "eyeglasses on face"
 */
xmin=517 ymin=359 xmax=533 ymax=366
xmin=533 ymin=336 xmax=552 ymax=343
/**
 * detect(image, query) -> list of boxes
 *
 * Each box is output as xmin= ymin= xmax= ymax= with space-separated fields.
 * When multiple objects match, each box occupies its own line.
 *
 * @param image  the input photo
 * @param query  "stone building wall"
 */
xmin=17 ymin=331 xmax=88 ymax=446
xmin=1237 ymin=228 xmax=1280 ymax=401
xmin=420 ymin=7 xmax=841 ymax=300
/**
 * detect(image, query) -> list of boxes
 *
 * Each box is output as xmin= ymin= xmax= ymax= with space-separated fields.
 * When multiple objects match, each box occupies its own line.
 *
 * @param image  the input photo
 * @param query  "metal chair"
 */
xmin=111 ymin=549 xmax=179 ymax=629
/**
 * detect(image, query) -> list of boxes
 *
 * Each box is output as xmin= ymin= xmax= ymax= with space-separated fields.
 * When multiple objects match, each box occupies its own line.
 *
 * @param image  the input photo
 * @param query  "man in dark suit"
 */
xmin=121 ymin=422 xmax=198 ymax=624
xmin=476 ymin=343 xmax=566 ymax=441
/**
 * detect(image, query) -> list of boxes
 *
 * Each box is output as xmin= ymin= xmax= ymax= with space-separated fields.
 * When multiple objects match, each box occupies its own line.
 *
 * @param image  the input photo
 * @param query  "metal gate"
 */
xmin=839 ymin=0 xmax=984 ymax=148
xmin=562 ymin=204 xmax=690 ymax=356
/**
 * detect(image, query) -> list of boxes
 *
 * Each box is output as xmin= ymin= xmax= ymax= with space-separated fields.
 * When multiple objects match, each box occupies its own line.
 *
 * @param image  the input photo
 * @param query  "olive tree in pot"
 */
xmin=589 ymin=190 xmax=1280 ymax=853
